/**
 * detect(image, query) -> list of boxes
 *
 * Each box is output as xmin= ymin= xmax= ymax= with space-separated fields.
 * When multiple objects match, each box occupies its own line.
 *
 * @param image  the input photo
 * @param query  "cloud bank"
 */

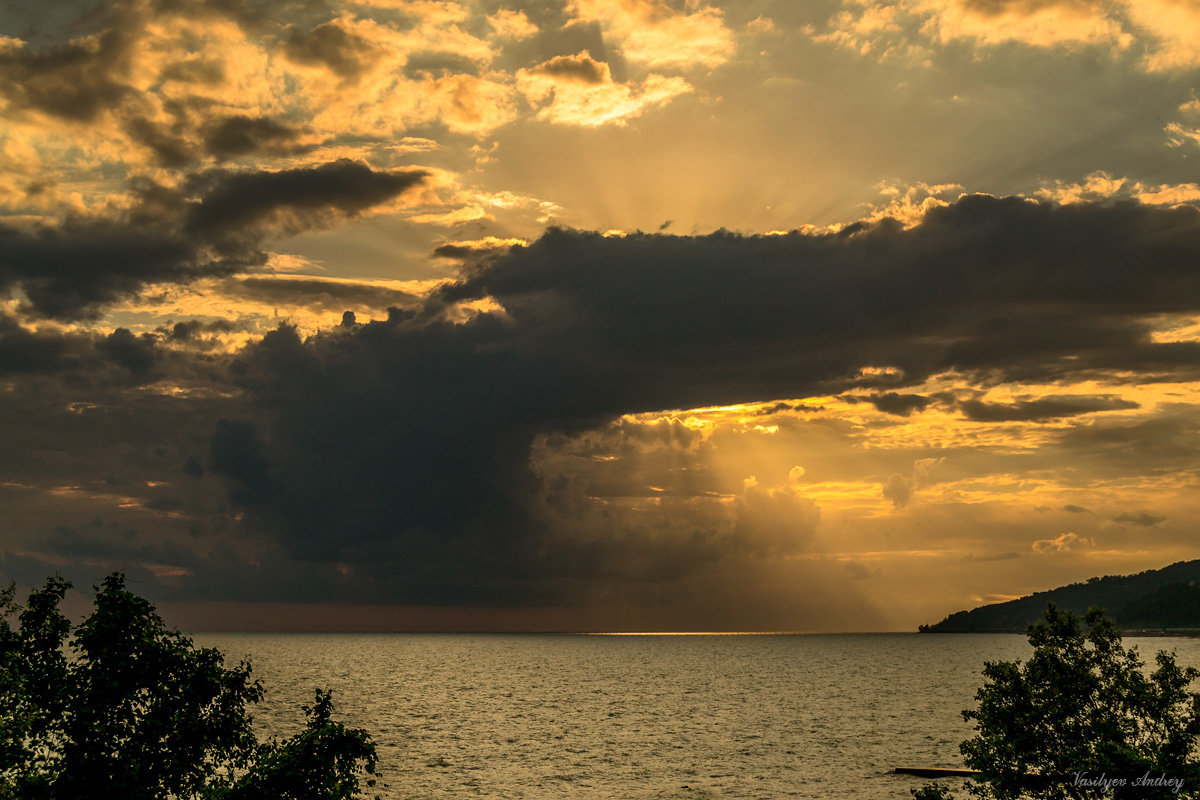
xmin=185 ymin=196 xmax=1200 ymax=605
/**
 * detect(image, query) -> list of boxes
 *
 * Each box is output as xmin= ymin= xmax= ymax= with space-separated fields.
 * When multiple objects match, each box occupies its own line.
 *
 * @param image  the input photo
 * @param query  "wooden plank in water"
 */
xmin=894 ymin=767 xmax=981 ymax=778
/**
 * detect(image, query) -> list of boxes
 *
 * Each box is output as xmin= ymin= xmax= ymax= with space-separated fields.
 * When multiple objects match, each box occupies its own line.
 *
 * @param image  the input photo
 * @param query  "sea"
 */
xmin=193 ymin=633 xmax=1200 ymax=800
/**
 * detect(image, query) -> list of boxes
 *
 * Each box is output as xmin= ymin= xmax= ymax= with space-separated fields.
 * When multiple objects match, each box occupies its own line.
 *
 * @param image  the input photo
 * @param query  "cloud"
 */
xmin=0 ymin=160 xmax=426 ymax=319
xmin=844 ymin=559 xmax=882 ymax=580
xmin=526 ymin=51 xmax=612 ymax=85
xmin=1111 ymin=511 xmax=1165 ymax=527
xmin=0 ymin=218 xmax=226 ymax=320
xmin=284 ymin=17 xmax=388 ymax=80
xmin=0 ymin=5 xmax=292 ymax=174
xmin=1052 ymin=409 xmax=1200 ymax=477
xmin=487 ymin=8 xmax=538 ymax=40
xmin=565 ymin=0 xmax=735 ymax=68
xmin=1125 ymin=0 xmax=1200 ymax=71
xmin=220 ymin=195 xmax=1200 ymax=594
xmin=813 ymin=0 xmax=1200 ymax=70
xmin=12 ymin=194 xmax=1200 ymax=608
xmin=0 ymin=24 xmax=135 ymax=122
xmin=747 ymin=16 xmax=776 ymax=34
xmin=0 ymin=310 xmax=228 ymax=385
xmin=218 ymin=274 xmax=433 ymax=314
xmin=1032 ymin=531 xmax=1094 ymax=553
xmin=0 ymin=313 xmax=80 ymax=376
xmin=734 ymin=481 xmax=820 ymax=555
xmin=96 ymin=328 xmax=159 ymax=378
xmin=882 ymin=473 xmax=914 ymax=508
xmin=964 ymin=551 xmax=1021 ymax=562
xmin=918 ymin=0 xmax=1130 ymax=49
xmin=862 ymin=392 xmax=933 ymax=416
xmin=194 ymin=196 xmax=1200 ymax=605
xmin=417 ymin=72 xmax=520 ymax=134
xmin=957 ymin=394 xmax=1139 ymax=421
xmin=184 ymin=159 xmax=428 ymax=240
xmin=432 ymin=236 xmax=528 ymax=261
xmin=0 ymin=0 xmax=512 ymax=216
xmin=164 ymin=318 xmax=240 ymax=346
xmin=1037 ymin=172 xmax=1200 ymax=207
xmin=516 ymin=52 xmax=692 ymax=126
xmin=446 ymin=198 xmax=1200 ymax=394
xmin=201 ymin=115 xmax=314 ymax=160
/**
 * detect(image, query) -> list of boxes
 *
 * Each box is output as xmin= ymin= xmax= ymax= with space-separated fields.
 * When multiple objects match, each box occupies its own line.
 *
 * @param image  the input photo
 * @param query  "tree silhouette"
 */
xmin=917 ymin=605 xmax=1200 ymax=799
xmin=0 ymin=574 xmax=379 ymax=800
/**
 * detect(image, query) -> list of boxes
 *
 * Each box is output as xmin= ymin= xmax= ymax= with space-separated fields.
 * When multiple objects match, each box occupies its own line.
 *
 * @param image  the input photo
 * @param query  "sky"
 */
xmin=4 ymin=0 xmax=1200 ymax=632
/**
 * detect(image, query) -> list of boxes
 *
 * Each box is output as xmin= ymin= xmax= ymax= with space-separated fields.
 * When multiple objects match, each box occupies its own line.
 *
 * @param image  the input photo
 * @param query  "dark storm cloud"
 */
xmin=0 ymin=314 xmax=74 ymax=375
xmin=432 ymin=239 xmax=525 ymax=261
xmin=0 ymin=341 xmax=242 ymax=568
xmin=202 ymin=196 xmax=1200 ymax=605
xmin=0 ymin=25 xmax=134 ymax=121
xmin=0 ymin=311 xmax=227 ymax=388
xmin=441 ymin=197 xmax=1200 ymax=405
xmin=127 ymin=110 xmax=314 ymax=168
xmin=0 ymin=220 xmax=215 ymax=320
xmin=221 ymin=276 xmax=424 ymax=312
xmin=202 ymin=115 xmax=312 ymax=159
xmin=164 ymin=318 xmax=239 ymax=342
xmin=0 ymin=161 xmax=426 ymax=319
xmin=0 ymin=312 xmax=181 ymax=382
xmin=184 ymin=160 xmax=428 ymax=240
xmin=283 ymin=19 xmax=383 ymax=78
xmin=97 ymin=328 xmax=160 ymax=377
xmin=957 ymin=394 xmax=1139 ymax=422
xmin=124 ymin=115 xmax=199 ymax=169
xmin=854 ymin=392 xmax=932 ymax=416
xmin=1054 ymin=410 xmax=1200 ymax=466
xmin=755 ymin=400 xmax=820 ymax=415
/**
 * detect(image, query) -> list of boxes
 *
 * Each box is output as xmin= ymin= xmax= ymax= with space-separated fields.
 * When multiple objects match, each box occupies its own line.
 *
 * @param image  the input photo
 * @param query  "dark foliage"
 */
xmin=0 ymin=574 xmax=379 ymax=800
xmin=917 ymin=605 xmax=1200 ymax=799
xmin=1118 ymin=583 xmax=1200 ymax=630
xmin=216 ymin=691 xmax=378 ymax=800
xmin=920 ymin=561 xmax=1200 ymax=632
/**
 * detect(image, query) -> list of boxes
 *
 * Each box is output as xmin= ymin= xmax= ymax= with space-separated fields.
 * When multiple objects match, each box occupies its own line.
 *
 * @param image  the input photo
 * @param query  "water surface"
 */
xmin=194 ymin=633 xmax=1200 ymax=800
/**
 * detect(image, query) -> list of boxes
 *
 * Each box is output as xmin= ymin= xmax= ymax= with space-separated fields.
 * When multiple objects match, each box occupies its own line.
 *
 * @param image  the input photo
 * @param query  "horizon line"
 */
xmin=187 ymin=629 xmax=930 ymax=635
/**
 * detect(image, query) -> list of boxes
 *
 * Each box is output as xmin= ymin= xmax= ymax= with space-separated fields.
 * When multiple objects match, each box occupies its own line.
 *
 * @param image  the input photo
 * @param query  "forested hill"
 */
xmin=919 ymin=560 xmax=1200 ymax=632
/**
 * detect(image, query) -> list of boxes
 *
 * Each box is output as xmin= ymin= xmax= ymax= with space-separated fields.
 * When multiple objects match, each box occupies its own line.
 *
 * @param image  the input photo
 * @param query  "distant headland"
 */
xmin=919 ymin=560 xmax=1200 ymax=633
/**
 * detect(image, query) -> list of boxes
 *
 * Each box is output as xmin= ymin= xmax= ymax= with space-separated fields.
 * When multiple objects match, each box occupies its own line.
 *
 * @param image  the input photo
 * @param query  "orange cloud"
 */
xmin=1125 ymin=0 xmax=1200 ymax=71
xmin=918 ymin=0 xmax=1130 ymax=49
xmin=1032 ymin=531 xmax=1095 ymax=554
xmin=810 ymin=0 xmax=1200 ymax=66
xmin=566 ymin=0 xmax=735 ymax=68
xmin=1035 ymin=171 xmax=1200 ymax=207
xmin=487 ymin=8 xmax=538 ymax=39
xmin=517 ymin=52 xmax=692 ymax=126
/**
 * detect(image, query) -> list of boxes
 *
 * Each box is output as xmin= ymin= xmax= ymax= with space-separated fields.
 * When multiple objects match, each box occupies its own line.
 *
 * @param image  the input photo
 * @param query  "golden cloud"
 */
xmin=566 ymin=0 xmax=735 ymax=68
xmin=1032 ymin=531 xmax=1095 ymax=554
xmin=813 ymin=0 xmax=1200 ymax=69
xmin=487 ymin=8 xmax=538 ymax=39
xmin=917 ymin=0 xmax=1130 ymax=49
xmin=1036 ymin=171 xmax=1200 ymax=207
xmin=517 ymin=52 xmax=692 ymax=126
